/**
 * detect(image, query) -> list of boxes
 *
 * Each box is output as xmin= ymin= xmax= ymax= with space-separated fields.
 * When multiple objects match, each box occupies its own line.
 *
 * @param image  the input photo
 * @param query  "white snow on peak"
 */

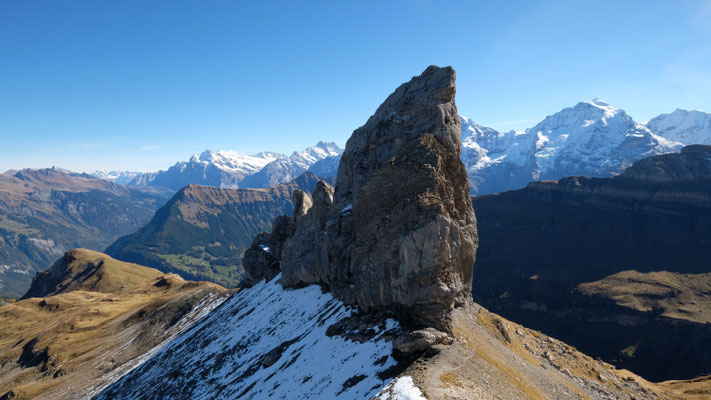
xmin=95 ymin=274 xmax=404 ymax=399
xmin=91 ymin=170 xmax=142 ymax=185
xmin=589 ymin=98 xmax=612 ymax=109
xmin=459 ymin=116 xmax=531 ymax=172
xmin=189 ymin=149 xmax=283 ymax=175
xmin=459 ymin=100 xmax=685 ymax=194
xmin=290 ymin=141 xmax=343 ymax=168
xmin=646 ymin=109 xmax=711 ymax=145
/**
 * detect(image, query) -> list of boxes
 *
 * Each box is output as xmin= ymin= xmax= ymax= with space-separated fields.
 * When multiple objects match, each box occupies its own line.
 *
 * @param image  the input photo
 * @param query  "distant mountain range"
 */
xmin=105 ymin=172 xmax=327 ymax=288
xmin=92 ymin=104 xmax=711 ymax=195
xmin=460 ymin=100 xmax=711 ymax=194
xmin=94 ymin=141 xmax=342 ymax=191
xmin=91 ymin=170 xmax=142 ymax=185
xmin=0 ymin=168 xmax=172 ymax=298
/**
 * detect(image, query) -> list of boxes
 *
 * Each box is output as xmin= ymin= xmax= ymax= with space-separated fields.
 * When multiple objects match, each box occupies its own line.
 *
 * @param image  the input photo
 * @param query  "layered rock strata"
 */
xmin=472 ymin=144 xmax=711 ymax=380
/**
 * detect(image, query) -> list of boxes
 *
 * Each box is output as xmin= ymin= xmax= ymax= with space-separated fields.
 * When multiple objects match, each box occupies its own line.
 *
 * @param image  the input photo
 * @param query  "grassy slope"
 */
xmin=578 ymin=270 xmax=711 ymax=324
xmin=0 ymin=249 xmax=226 ymax=400
xmin=0 ymin=169 xmax=172 ymax=298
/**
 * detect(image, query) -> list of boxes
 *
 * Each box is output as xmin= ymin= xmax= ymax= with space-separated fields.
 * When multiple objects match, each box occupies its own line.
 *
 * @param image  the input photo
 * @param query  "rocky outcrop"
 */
xmin=21 ymin=250 xmax=106 ymax=299
xmin=244 ymin=66 xmax=478 ymax=335
xmin=619 ymin=144 xmax=711 ymax=182
xmin=242 ymin=216 xmax=293 ymax=286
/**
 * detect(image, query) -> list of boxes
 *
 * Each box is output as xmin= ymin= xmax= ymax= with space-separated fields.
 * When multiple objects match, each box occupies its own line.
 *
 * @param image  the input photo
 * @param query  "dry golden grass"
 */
xmin=0 ymin=249 xmax=226 ymax=400
xmin=660 ymin=375 xmax=711 ymax=400
xmin=578 ymin=270 xmax=711 ymax=324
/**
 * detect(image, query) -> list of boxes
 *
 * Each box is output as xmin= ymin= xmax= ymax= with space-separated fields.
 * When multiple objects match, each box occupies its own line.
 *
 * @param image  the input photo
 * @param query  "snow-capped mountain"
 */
xmin=125 ymin=143 xmax=341 ymax=191
xmin=91 ymin=170 xmax=142 ymax=185
xmin=307 ymin=154 xmax=342 ymax=178
xmin=461 ymin=99 xmax=683 ymax=194
xmin=239 ymin=141 xmax=343 ymax=188
xmin=190 ymin=149 xmax=283 ymax=176
xmin=645 ymin=109 xmax=711 ymax=145
xmin=98 ymin=104 xmax=708 ymax=195
xmin=126 ymin=150 xmax=284 ymax=191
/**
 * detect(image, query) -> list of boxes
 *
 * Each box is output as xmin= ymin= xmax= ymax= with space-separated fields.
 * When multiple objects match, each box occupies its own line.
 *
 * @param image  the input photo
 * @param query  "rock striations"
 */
xmin=244 ymin=65 xmax=478 ymax=337
xmin=472 ymin=144 xmax=711 ymax=381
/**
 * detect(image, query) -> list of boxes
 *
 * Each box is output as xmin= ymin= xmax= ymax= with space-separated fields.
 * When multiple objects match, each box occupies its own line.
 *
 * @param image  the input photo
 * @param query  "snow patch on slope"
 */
xmin=95 ymin=274 xmax=403 ymax=399
xmin=376 ymin=376 xmax=427 ymax=400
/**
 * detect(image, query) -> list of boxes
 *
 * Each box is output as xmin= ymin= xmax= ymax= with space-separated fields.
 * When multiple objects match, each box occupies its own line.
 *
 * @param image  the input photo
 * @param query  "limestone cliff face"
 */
xmin=244 ymin=66 xmax=478 ymax=333
xmin=472 ymin=144 xmax=711 ymax=381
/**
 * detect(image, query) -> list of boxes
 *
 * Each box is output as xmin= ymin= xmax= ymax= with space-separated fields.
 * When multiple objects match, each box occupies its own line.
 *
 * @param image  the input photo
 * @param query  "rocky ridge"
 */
xmin=245 ymin=65 xmax=477 ymax=342
xmin=0 ymin=249 xmax=227 ymax=400
xmin=44 ymin=67 xmax=705 ymax=400
xmin=93 ymin=273 xmax=670 ymax=400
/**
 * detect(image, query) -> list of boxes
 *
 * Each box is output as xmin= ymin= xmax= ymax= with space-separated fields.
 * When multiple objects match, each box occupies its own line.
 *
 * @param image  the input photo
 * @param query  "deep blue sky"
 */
xmin=1 ymin=0 xmax=710 ymax=172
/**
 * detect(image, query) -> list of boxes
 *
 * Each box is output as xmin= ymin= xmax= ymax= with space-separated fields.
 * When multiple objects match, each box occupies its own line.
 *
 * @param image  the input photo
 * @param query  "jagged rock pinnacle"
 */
xmin=244 ymin=65 xmax=478 ymax=334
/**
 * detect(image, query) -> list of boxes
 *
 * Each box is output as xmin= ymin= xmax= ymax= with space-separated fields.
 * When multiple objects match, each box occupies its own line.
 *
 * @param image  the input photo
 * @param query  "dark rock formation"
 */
xmin=242 ymin=216 xmax=292 ymax=286
xmin=472 ymin=144 xmax=711 ymax=380
xmin=244 ymin=66 xmax=478 ymax=335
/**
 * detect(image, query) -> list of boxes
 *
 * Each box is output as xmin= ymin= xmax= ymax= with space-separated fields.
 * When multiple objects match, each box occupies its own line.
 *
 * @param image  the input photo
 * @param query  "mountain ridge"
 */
xmin=88 ymin=106 xmax=710 ymax=197
xmin=115 ymin=142 xmax=343 ymax=191
xmin=105 ymin=172 xmax=327 ymax=287
xmin=0 ymin=249 xmax=227 ymax=400
xmin=0 ymin=168 xmax=172 ymax=298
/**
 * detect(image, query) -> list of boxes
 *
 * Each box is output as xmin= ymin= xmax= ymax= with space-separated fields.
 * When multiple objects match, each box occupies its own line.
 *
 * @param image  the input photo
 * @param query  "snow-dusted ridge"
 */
xmin=91 ymin=170 xmax=142 ymax=185
xmin=460 ymin=99 xmax=687 ymax=194
xmin=95 ymin=275 xmax=416 ymax=400
xmin=645 ymin=108 xmax=711 ymax=146
xmin=189 ymin=150 xmax=283 ymax=175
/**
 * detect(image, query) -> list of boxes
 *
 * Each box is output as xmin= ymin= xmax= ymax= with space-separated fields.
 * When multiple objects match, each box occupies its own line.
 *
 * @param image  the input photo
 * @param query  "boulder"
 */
xmin=393 ymin=328 xmax=453 ymax=355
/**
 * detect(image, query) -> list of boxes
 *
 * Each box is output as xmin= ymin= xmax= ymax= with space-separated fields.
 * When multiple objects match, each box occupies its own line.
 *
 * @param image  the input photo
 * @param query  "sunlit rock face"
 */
xmin=246 ymin=66 xmax=478 ymax=334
